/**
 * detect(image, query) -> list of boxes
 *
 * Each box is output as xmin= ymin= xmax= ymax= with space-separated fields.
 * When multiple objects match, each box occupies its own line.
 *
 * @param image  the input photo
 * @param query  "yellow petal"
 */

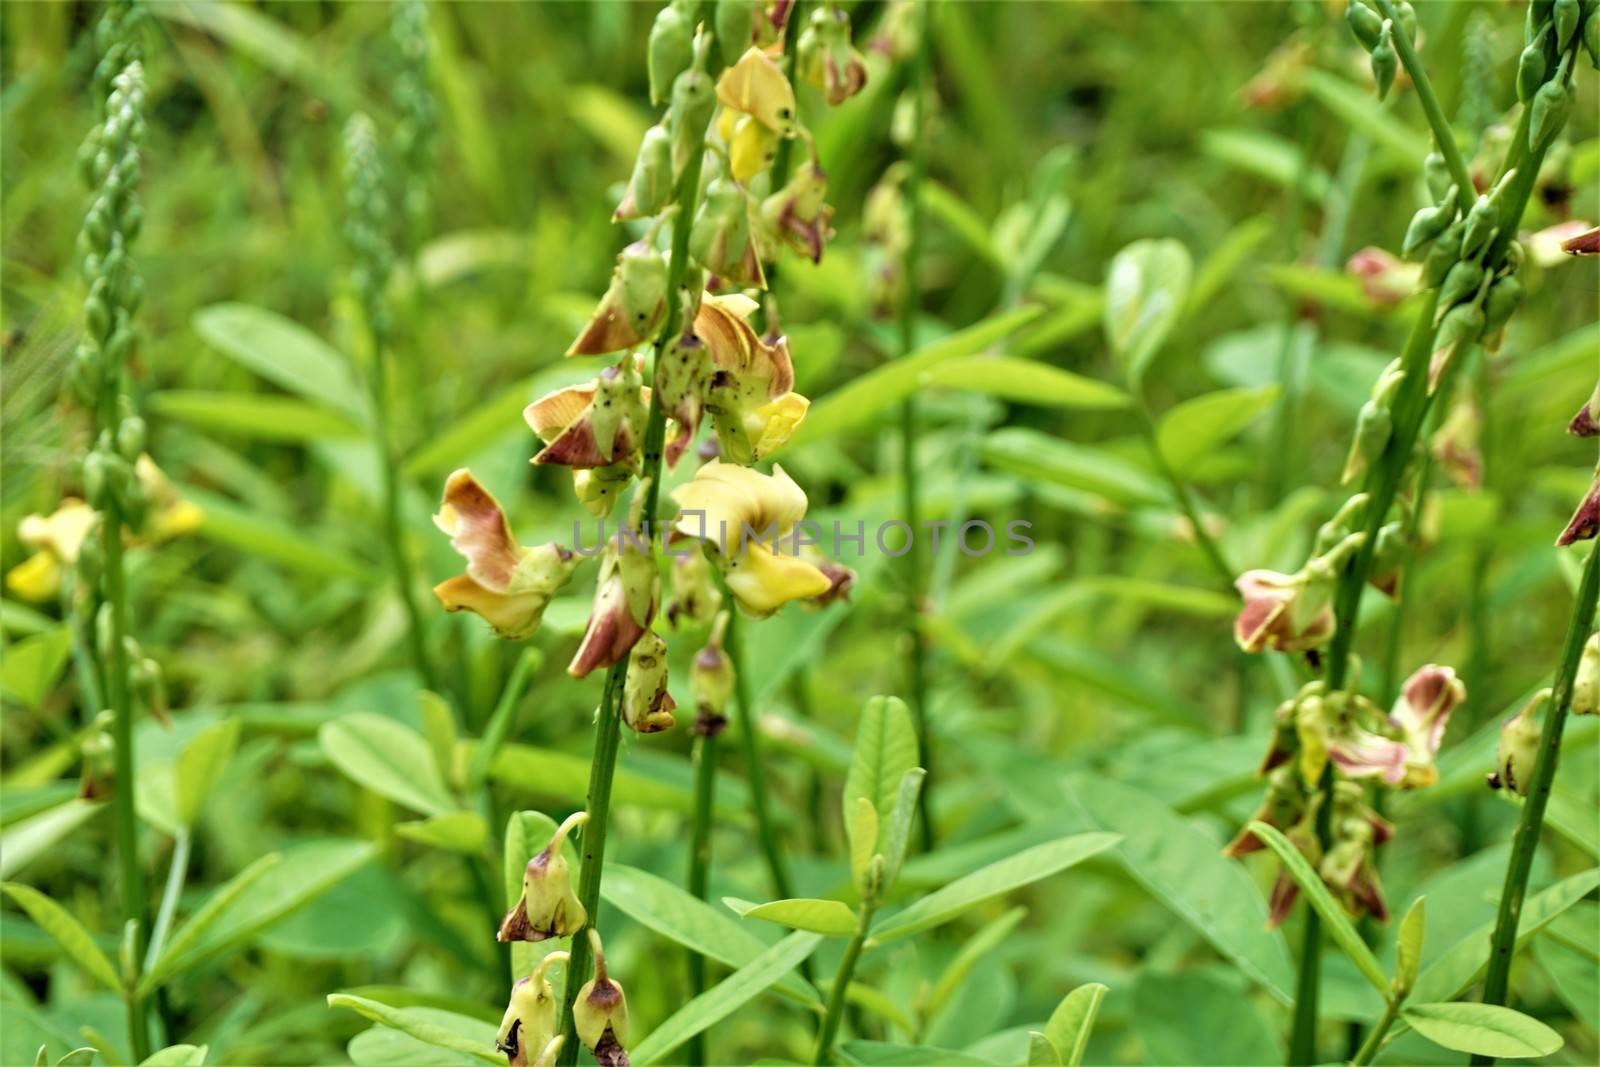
xmin=433 ymin=574 xmax=554 ymax=641
xmin=18 ymin=498 xmax=98 ymax=563
xmin=746 ymin=392 xmax=809 ymax=461
xmin=5 ymin=552 xmax=62 ymax=602
xmin=725 ymin=541 xmax=832 ymax=616
xmin=525 ymin=384 xmax=597 ymax=442
xmin=715 ymin=47 xmax=797 ymax=135
xmin=434 ymin=469 xmax=524 ymax=592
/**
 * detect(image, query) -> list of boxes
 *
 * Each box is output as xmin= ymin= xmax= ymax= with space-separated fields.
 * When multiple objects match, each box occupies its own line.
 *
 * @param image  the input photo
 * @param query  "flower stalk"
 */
xmin=811 ymin=903 xmax=876 ymax=1065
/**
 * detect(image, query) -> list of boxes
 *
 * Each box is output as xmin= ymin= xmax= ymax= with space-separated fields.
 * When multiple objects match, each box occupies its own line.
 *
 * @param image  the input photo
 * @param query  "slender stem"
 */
xmin=723 ymin=608 xmax=794 ymax=901
xmin=898 ymin=0 xmax=935 ymax=852
xmin=144 ymin=832 xmax=190 ymax=971
xmin=811 ymin=906 xmax=876 ymax=1065
xmin=370 ymin=323 xmax=436 ymax=692
xmin=1266 ymin=105 xmax=1312 ymax=503
xmin=1374 ymin=0 xmax=1474 ymax=212
xmin=685 ymin=723 xmax=718 ymax=1067
xmin=468 ymin=647 xmax=539 ymax=794
xmin=1472 ymin=543 xmax=1599 ymax=1063
xmin=1135 ymin=407 xmax=1234 ymax=588
xmin=1351 ymin=996 xmax=1401 ymax=1066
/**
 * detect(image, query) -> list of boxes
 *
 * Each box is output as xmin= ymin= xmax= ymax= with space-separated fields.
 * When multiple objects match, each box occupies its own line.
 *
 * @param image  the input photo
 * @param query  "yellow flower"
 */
xmin=432 ymin=470 xmax=580 ymax=640
xmin=671 ymin=461 xmax=831 ymax=616
xmin=135 ymin=456 xmax=204 ymax=542
xmin=6 ymin=498 xmax=98 ymax=602
xmin=695 ymin=293 xmax=809 ymax=463
xmin=715 ymin=46 xmax=796 ymax=137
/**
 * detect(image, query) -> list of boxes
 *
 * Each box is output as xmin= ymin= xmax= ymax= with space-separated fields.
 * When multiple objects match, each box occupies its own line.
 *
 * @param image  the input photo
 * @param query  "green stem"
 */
xmin=1136 ymin=406 xmax=1234 ymax=588
xmin=468 ymin=646 xmax=539 ymax=794
xmin=723 ymin=608 xmax=794 ymax=901
xmin=685 ymin=722 xmax=718 ymax=1067
xmin=811 ymin=906 xmax=876 ymax=1065
xmin=898 ymin=0 xmax=935 ymax=852
xmin=1472 ymin=543 xmax=1599 ymax=1063
xmin=143 ymin=832 xmax=189 ymax=972
xmin=1350 ymin=995 xmax=1401 ymax=1066
xmin=1373 ymin=0 xmax=1475 ymax=213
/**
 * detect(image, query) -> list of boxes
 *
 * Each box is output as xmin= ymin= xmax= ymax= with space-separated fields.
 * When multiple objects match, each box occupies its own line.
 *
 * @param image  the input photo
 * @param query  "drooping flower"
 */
xmin=671 ymin=461 xmax=832 ymax=616
xmin=495 ymin=951 xmax=567 ymax=1067
xmin=432 ymin=471 xmax=581 ymax=640
xmin=1568 ymin=379 xmax=1600 ymax=437
xmin=1327 ymin=665 xmax=1463 ymax=789
xmin=6 ymin=498 xmax=99 ymax=602
xmin=569 ymin=526 xmax=658 ymax=678
xmin=1232 ymin=568 xmax=1335 ymax=654
xmin=689 ymin=175 xmax=765 ymax=286
xmin=1318 ymin=783 xmax=1393 ymax=922
xmin=525 ymin=361 xmax=649 ymax=469
xmin=760 ymin=153 xmax=834 ymax=264
xmin=695 ymin=293 xmax=810 ymax=463
xmin=1223 ymin=764 xmax=1308 ymax=857
xmin=499 ymin=812 xmax=587 ymax=942
xmin=716 ymin=46 xmax=797 ymax=137
xmin=566 ymin=241 xmax=668 ymax=357
xmin=1575 ymin=634 xmax=1599 ymax=717
xmin=1346 ymin=246 xmax=1421 ymax=306
xmin=795 ymin=5 xmax=868 ymax=106
xmin=1489 ymin=690 xmax=1548 ymax=795
xmin=573 ymin=929 xmax=630 ymax=1067
xmin=690 ymin=611 xmax=734 ymax=732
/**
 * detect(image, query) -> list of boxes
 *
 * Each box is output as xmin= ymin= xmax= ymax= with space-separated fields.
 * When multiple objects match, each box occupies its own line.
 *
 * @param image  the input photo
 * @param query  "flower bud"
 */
xmin=574 ymin=929 xmax=629 ymax=1062
xmin=1460 ymin=190 xmax=1504 ymax=259
xmin=613 ymin=124 xmax=673 ymax=222
xmin=82 ymin=450 xmax=112 ymax=508
xmin=495 ymin=952 xmax=567 ymax=1067
xmin=761 ymin=157 xmax=834 ymax=264
xmin=714 ymin=0 xmax=756 ymax=66
xmin=1436 ymin=258 xmax=1485 ymax=310
xmin=1367 ymin=521 xmax=1407 ymax=598
xmin=1556 ymin=466 xmax=1600 ymax=546
xmin=1393 ymin=1 xmax=1417 ymax=42
xmin=796 ymin=5 xmax=869 ymax=106
xmin=669 ymin=52 xmax=717 ymax=177
xmin=498 ymin=812 xmax=588 ymax=942
xmin=1320 ymin=784 xmax=1390 ymax=921
xmin=1427 ymin=300 xmax=1485 ymax=393
xmin=1346 ymin=246 xmax=1420 ymax=305
xmin=566 ymin=241 xmax=669 ymax=357
xmin=1370 ymin=23 xmax=1398 ymax=100
xmin=1346 ymin=1 xmax=1383 ymax=50
xmin=1430 ymin=399 xmax=1482 ymax=489
xmin=1569 ymin=379 xmax=1600 ymax=438
xmin=1421 ymin=221 xmax=1464 ymax=287
xmin=1529 ymin=76 xmax=1573 ymax=152
xmin=1479 ymin=273 xmax=1524 ymax=339
xmin=1555 ymin=0 xmax=1580 ymax=49
xmin=1422 ymin=151 xmax=1451 ymax=201
xmin=648 ymin=2 xmax=694 ymax=107
xmin=115 ymin=415 xmax=146 ymax=462
xmin=621 ymin=630 xmax=677 ymax=734
xmin=1572 ymin=633 xmax=1599 ymax=716
xmin=1341 ymin=401 xmax=1392 ymax=486
xmin=1402 ymin=194 xmax=1455 ymax=257
xmin=1517 ymin=37 xmax=1548 ymax=103
xmin=690 ymin=612 xmax=735 ymax=729
xmin=1584 ymin=9 xmax=1600 ymax=68
xmin=1491 ymin=690 xmax=1548 ymax=795
xmin=690 ymin=177 xmax=764 ymax=287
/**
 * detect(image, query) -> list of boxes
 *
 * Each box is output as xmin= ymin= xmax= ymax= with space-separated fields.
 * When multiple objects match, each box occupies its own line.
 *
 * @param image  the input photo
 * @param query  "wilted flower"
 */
xmin=6 ymin=498 xmax=99 ymax=602
xmin=433 ymin=471 xmax=581 ymax=640
xmin=621 ymin=630 xmax=677 ymax=733
xmin=570 ymin=526 xmax=658 ymax=678
xmin=1319 ymin=783 xmax=1392 ymax=922
xmin=716 ymin=46 xmax=797 ymax=137
xmin=690 ymin=611 xmax=734 ymax=731
xmin=1347 ymin=246 xmax=1421 ymax=305
xmin=1527 ymin=219 xmax=1595 ymax=266
xmin=499 ymin=811 xmax=588 ymax=942
xmin=690 ymin=175 xmax=765 ymax=286
xmin=495 ymin=951 xmax=567 ymax=1067
xmin=1555 ymin=464 xmax=1600 ymax=546
xmin=567 ymin=241 xmax=668 ymax=357
xmin=1572 ymin=633 xmax=1599 ymax=717
xmin=671 ymin=461 xmax=832 ymax=616
xmin=796 ymin=5 xmax=868 ymax=105
xmin=1232 ymin=567 xmax=1336 ymax=654
xmin=1558 ymin=224 xmax=1600 ymax=257
xmin=574 ymin=929 xmax=630 ymax=1067
xmin=1568 ymin=379 xmax=1599 ymax=437
xmin=761 ymin=153 xmax=834 ymax=264
xmin=1330 ymin=664 xmax=1464 ymax=788
xmin=526 ymin=360 xmax=649 ymax=469
xmin=613 ymin=123 xmax=673 ymax=222
xmin=1489 ymin=689 xmax=1548 ymax=795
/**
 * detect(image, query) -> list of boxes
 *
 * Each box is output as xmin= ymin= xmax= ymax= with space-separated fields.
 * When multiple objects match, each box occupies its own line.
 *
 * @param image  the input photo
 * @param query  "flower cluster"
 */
xmin=428 ymin=4 xmax=873 ymax=1063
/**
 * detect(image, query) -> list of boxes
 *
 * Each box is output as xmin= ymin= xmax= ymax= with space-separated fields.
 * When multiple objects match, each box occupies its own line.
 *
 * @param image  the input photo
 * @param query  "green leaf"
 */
xmin=327 ymin=994 xmax=501 ymax=1065
xmin=1064 ymin=777 xmax=1295 ymax=1005
xmin=1133 ymin=969 xmax=1280 ymax=1065
xmin=920 ymin=357 xmax=1130 ymax=410
xmin=0 ymin=629 xmax=73 ymax=710
xmin=1043 ymin=982 xmax=1108 ymax=1067
xmin=1026 ymin=1031 xmax=1061 ymax=1066
xmin=1104 ymin=239 xmax=1192 ymax=387
xmin=601 ymin=863 xmax=816 ymax=1005
xmin=403 ymin=373 xmax=541 ymax=478
xmin=793 ymin=305 xmax=1044 ymax=443
xmin=1156 ymin=385 xmax=1280 ymax=475
xmin=1396 ymin=896 xmax=1425 ymax=996
xmin=981 ymin=428 xmax=1171 ymax=508
xmin=320 ymin=713 xmax=455 ymax=817
xmin=879 ymin=768 xmax=926 ymax=894
xmin=139 ymin=1045 xmax=209 ymax=1066
xmin=395 ymin=811 xmax=488 ymax=854
xmin=185 ymin=487 xmax=380 ymax=584
xmin=738 ymin=898 xmax=858 ymax=937
xmin=0 ymin=800 xmax=102 ymax=880
xmin=418 ymin=691 xmax=459 ymax=792
xmin=843 ymin=696 xmax=919 ymax=863
xmin=847 ymin=797 xmax=879 ymax=899
xmin=871 ymin=832 xmax=1119 ymax=944
xmin=1248 ymin=820 xmax=1388 ymax=994
xmin=836 ymin=1041 xmax=994 ymax=1065
xmin=192 ymin=303 xmax=367 ymax=422
xmin=1300 ymin=69 xmax=1427 ymax=165
xmin=1 ymin=882 xmax=121 ymax=992
xmin=142 ymin=839 xmax=374 ymax=992
xmin=1186 ymin=215 xmax=1276 ymax=318
xmin=1198 ymin=130 xmax=1331 ymax=201
xmin=56 ymin=1049 xmax=98 ymax=1066
xmin=1412 ymin=867 xmax=1600 ymax=1003
xmin=925 ymin=906 xmax=1026 ymax=1021
xmin=176 ymin=719 xmax=241 ymax=830
xmin=148 ymin=391 xmax=364 ymax=443
xmin=632 ymin=932 xmax=822 ymax=1065
xmin=1401 ymin=1002 xmax=1563 ymax=1059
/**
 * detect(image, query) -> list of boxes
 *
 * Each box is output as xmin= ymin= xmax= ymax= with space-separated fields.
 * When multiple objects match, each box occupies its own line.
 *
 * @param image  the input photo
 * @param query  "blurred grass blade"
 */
xmin=1 ymin=882 xmax=122 ymax=993
xmin=326 ymin=994 xmax=501 ymax=1064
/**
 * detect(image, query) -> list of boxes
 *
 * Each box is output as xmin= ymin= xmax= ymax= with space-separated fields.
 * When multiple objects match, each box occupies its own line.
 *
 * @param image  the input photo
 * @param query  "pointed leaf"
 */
xmin=395 ymin=811 xmax=488 ymax=854
xmin=192 ymin=303 xmax=367 ymax=422
xmin=1395 ymin=896 xmax=1425 ymax=996
xmin=176 ymin=719 xmax=241 ymax=830
xmin=1155 ymin=385 xmax=1280 ymax=475
xmin=843 ymin=696 xmax=918 ymax=860
xmin=880 ymin=768 xmax=926 ymax=893
xmin=327 ymin=994 xmax=501 ymax=1064
xmin=740 ymin=898 xmax=858 ymax=937
xmin=1104 ymin=239 xmax=1192 ymax=387
xmin=1401 ymin=1002 xmax=1563 ymax=1059
xmin=1026 ymin=1032 xmax=1060 ymax=1066
xmin=925 ymin=906 xmax=1026 ymax=1020
xmin=0 ymin=629 xmax=73 ymax=710
xmin=921 ymin=357 xmax=1130 ymax=410
xmin=139 ymin=1046 xmax=209 ymax=1066
xmin=2 ymin=883 xmax=121 ymax=992
xmin=320 ymin=713 xmax=454 ymax=817
xmin=1043 ymin=982 xmax=1108 ymax=1067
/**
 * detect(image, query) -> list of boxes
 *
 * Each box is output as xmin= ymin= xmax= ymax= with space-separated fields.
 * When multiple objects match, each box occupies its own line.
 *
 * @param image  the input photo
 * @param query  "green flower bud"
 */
xmin=115 ymin=415 xmax=146 ymax=461
xmin=1423 ymin=151 xmax=1451 ymax=201
xmin=83 ymin=450 xmax=112 ymax=508
xmin=1480 ymin=273 xmax=1524 ymax=337
xmin=1517 ymin=38 xmax=1548 ymax=103
xmin=497 ymin=812 xmax=588 ymax=942
xmin=1394 ymin=2 xmax=1417 ymax=42
xmin=648 ymin=2 xmax=694 ymax=107
xmin=1421 ymin=222 xmax=1464 ymax=287
xmin=613 ymin=123 xmax=673 ymax=222
xmin=689 ymin=177 xmax=761 ymax=287
xmin=715 ymin=0 xmax=756 ymax=66
xmin=1436 ymin=258 xmax=1485 ymax=310
xmin=621 ymin=630 xmax=677 ymax=734
xmin=1490 ymin=690 xmax=1548 ymax=795
xmin=1583 ymin=9 xmax=1599 ymax=68
xmin=1346 ymin=2 xmax=1383 ymax=50
xmin=1368 ymin=521 xmax=1407 ymax=597
xmin=1428 ymin=300 xmax=1485 ymax=392
xmin=1370 ymin=23 xmax=1398 ymax=101
xmin=668 ymin=47 xmax=716 ymax=177
xmin=1341 ymin=400 xmax=1393 ymax=485
xmin=1529 ymin=76 xmax=1573 ymax=151
xmin=574 ymin=929 xmax=629 ymax=1059
xmin=566 ymin=241 xmax=669 ymax=357
xmin=1554 ymin=0 xmax=1579 ymax=49
xmin=69 ymin=344 xmax=101 ymax=407
xmin=690 ymin=612 xmax=734 ymax=730
xmin=1402 ymin=193 xmax=1455 ymax=257
xmin=1459 ymin=194 xmax=1499 ymax=258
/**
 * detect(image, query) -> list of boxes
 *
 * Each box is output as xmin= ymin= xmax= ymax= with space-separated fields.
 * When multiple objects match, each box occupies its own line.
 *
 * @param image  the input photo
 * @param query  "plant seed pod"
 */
xmin=1421 ymin=222 xmax=1464 ymax=286
xmin=566 ymin=241 xmax=669 ymax=357
xmin=1370 ymin=23 xmax=1398 ymax=101
xmin=574 ymin=929 xmax=629 ymax=1060
xmin=1491 ymin=690 xmax=1548 ymax=795
xmin=498 ymin=812 xmax=588 ymax=942
xmin=613 ymin=124 xmax=673 ymax=222
xmin=1517 ymin=38 xmax=1548 ymax=103
xmin=648 ymin=2 xmax=694 ymax=107
xmin=1529 ymin=76 xmax=1573 ymax=151
xmin=1436 ymin=258 xmax=1485 ymax=310
xmin=1555 ymin=0 xmax=1580 ymax=49
xmin=714 ymin=0 xmax=756 ymax=66
xmin=1402 ymin=193 xmax=1455 ymax=257
xmin=1479 ymin=273 xmax=1524 ymax=337
xmin=1346 ymin=1 xmax=1383 ymax=49
xmin=621 ymin=630 xmax=677 ymax=733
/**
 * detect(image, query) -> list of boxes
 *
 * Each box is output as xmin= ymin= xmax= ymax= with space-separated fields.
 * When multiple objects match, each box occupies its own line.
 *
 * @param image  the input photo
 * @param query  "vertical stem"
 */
xmin=1350 ymin=996 xmax=1401 ymax=1066
xmin=723 ymin=608 xmax=794 ymax=901
xmin=766 ymin=0 xmax=808 ymax=197
xmin=898 ymin=0 xmax=935 ymax=851
xmin=684 ymin=724 xmax=718 ymax=1067
xmin=1135 ymin=407 xmax=1234 ymax=588
xmin=811 ymin=905 xmax=876 ymax=1065
xmin=1472 ymin=544 xmax=1599 ymax=1064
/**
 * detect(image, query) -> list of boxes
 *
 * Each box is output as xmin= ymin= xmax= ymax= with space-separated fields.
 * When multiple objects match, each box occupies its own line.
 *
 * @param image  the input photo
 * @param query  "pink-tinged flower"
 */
xmin=432 ymin=470 xmax=580 ymax=640
xmin=569 ymin=530 xmax=658 ymax=678
xmin=1328 ymin=728 xmax=1410 ymax=786
xmin=1233 ymin=569 xmax=1335 ymax=654
xmin=1559 ymin=224 xmax=1600 ymax=257
xmin=1556 ymin=468 xmax=1600 ymax=547
xmin=761 ymin=157 xmax=834 ymax=264
xmin=1569 ymin=380 xmax=1599 ymax=437
xmin=1347 ymin=246 xmax=1421 ymax=305
xmin=795 ymin=6 xmax=868 ymax=105
xmin=1528 ymin=219 xmax=1596 ymax=267
xmin=1330 ymin=665 xmax=1463 ymax=789
xmin=525 ymin=361 xmax=649 ymax=469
